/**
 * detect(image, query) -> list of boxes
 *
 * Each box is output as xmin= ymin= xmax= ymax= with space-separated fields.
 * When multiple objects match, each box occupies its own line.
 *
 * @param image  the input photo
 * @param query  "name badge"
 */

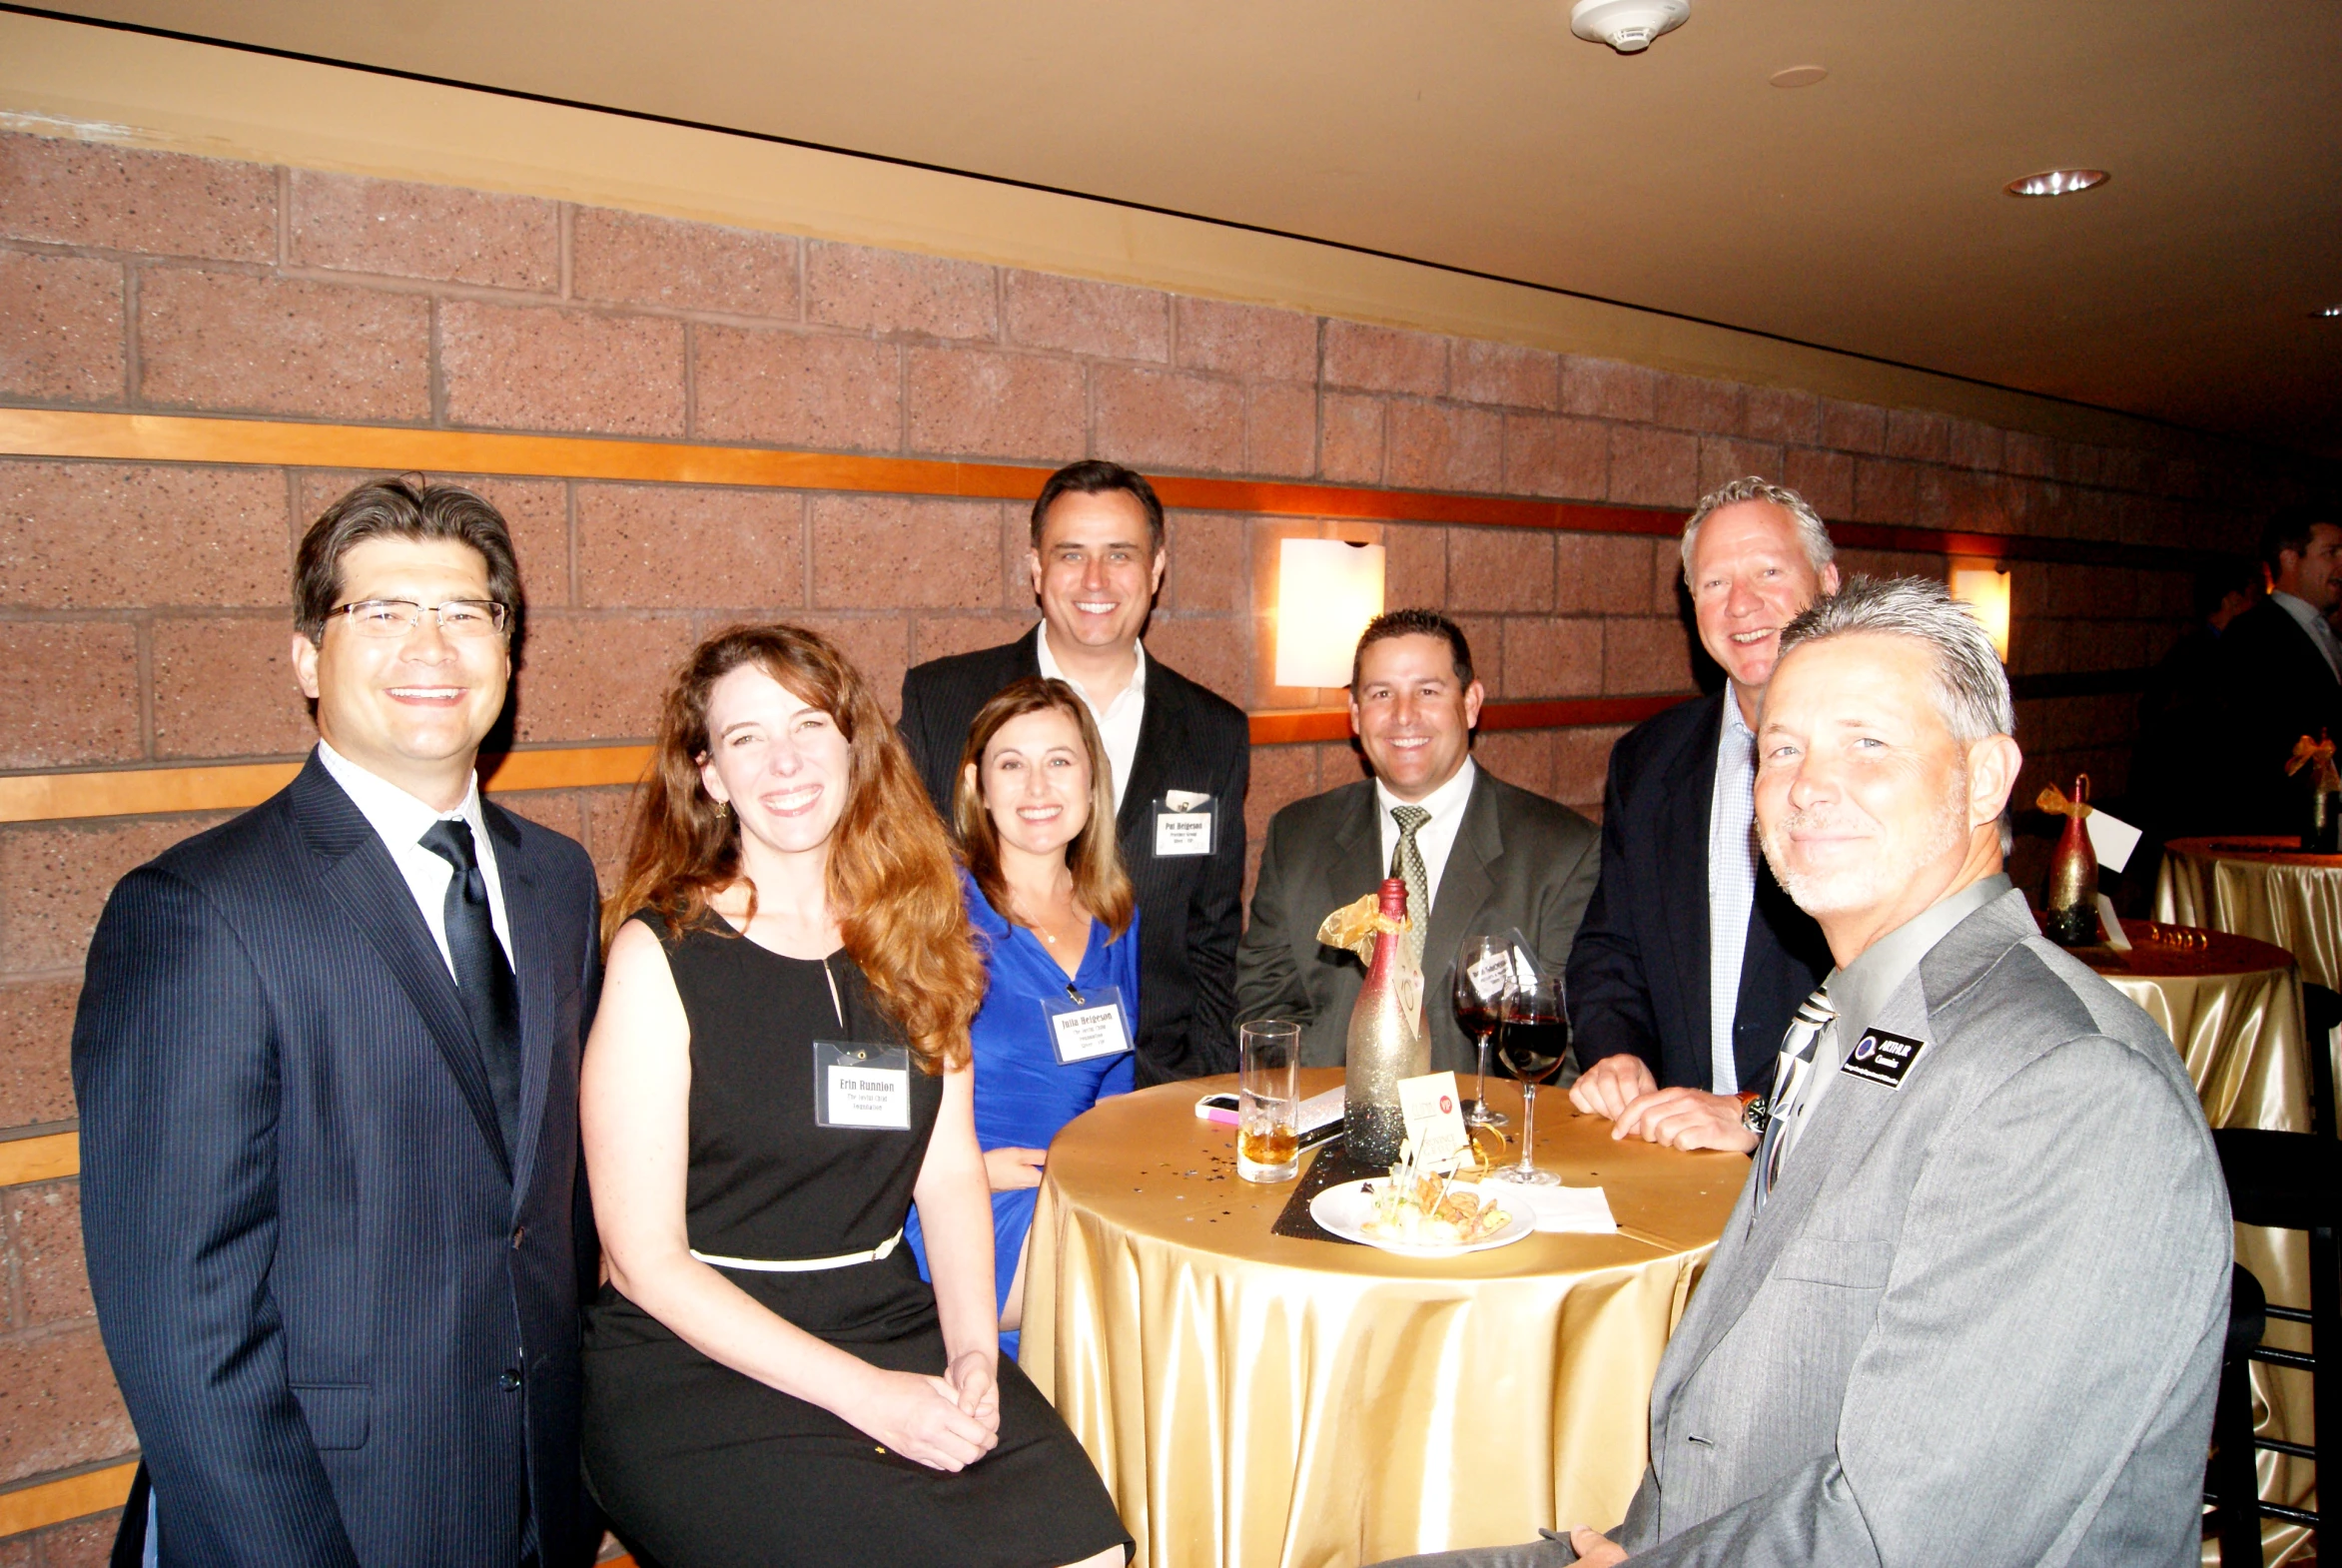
xmin=1042 ymin=985 xmax=1134 ymax=1065
xmin=1155 ymin=791 xmax=1215 ymax=857
xmin=813 ymin=1041 xmax=912 ymax=1130
xmin=1839 ymin=1028 xmax=1929 ymax=1090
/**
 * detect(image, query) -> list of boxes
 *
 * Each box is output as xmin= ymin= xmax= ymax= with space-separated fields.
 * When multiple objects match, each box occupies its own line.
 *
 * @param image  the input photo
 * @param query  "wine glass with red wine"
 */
xmin=1451 ymin=933 xmax=1512 ymax=1128
xmin=1488 ymin=966 xmax=1567 ymax=1187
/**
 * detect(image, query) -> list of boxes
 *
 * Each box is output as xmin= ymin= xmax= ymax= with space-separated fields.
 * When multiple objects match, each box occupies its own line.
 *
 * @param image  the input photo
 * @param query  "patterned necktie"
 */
xmin=1389 ymin=805 xmax=1432 ymax=972
xmin=420 ymin=818 xmax=522 ymax=1149
xmin=1753 ymin=988 xmax=1835 ymax=1209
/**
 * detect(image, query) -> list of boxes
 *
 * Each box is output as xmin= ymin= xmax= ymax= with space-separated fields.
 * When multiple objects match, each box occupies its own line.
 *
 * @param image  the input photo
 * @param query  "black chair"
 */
xmin=2210 ymin=1128 xmax=2335 ymax=1553
xmin=2206 ymin=1263 xmax=2267 ymax=1565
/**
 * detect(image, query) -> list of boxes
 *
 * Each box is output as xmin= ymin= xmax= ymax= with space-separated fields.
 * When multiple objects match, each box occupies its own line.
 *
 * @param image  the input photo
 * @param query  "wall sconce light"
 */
xmin=1948 ymin=559 xmax=2012 ymax=663
xmin=1274 ymin=537 xmax=1386 ymax=689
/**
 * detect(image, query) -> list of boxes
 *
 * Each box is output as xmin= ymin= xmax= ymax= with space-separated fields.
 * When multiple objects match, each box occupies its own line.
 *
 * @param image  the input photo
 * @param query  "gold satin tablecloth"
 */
xmin=1022 ymin=1070 xmax=1744 ymax=1568
xmin=2070 ymin=919 xmax=2321 ymax=1565
xmin=2158 ymin=835 xmax=2342 ymax=993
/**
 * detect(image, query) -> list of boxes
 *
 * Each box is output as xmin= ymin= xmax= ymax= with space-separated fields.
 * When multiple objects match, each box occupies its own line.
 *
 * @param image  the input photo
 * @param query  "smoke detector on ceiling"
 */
xmin=1570 ymin=0 xmax=1690 ymax=53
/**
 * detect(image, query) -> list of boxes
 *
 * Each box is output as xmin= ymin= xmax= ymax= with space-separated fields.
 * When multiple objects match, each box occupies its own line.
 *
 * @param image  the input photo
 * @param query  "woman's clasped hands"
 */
xmin=859 ymin=1350 xmax=1001 ymax=1471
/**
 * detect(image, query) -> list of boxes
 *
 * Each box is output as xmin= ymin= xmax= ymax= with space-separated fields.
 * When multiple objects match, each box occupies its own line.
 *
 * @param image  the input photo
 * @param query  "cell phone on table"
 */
xmin=1193 ymin=1091 xmax=1343 ymax=1152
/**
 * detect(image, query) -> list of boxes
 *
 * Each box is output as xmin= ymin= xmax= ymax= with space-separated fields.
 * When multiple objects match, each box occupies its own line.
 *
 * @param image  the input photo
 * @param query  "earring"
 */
xmin=715 ymin=800 xmax=732 ymax=820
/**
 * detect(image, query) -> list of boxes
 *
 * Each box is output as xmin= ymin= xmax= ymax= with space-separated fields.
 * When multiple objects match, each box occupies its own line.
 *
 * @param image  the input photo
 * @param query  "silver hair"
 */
xmin=1680 ymin=476 xmax=1836 ymax=583
xmin=1776 ymin=573 xmax=2016 ymax=852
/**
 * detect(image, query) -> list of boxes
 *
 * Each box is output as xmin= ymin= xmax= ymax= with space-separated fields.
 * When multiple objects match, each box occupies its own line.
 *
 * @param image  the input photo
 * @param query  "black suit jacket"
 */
xmin=1565 ymin=691 xmax=1832 ymax=1097
xmin=73 ymin=753 xmax=601 ymax=1568
xmin=2206 ymin=596 xmax=2342 ymax=835
xmin=1234 ymin=767 xmax=1600 ymax=1070
xmin=899 ymin=628 xmax=1250 ymax=1084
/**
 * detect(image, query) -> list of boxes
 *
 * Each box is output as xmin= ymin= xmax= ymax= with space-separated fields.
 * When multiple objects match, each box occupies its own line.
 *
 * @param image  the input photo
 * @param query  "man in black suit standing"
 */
xmin=1566 ymin=477 xmax=1836 ymax=1150
xmin=75 ymin=479 xmax=602 ymax=1567
xmin=1237 ymin=610 xmax=1600 ymax=1073
xmin=899 ymin=459 xmax=1250 ymax=1084
xmin=2205 ymin=506 xmax=2342 ymax=834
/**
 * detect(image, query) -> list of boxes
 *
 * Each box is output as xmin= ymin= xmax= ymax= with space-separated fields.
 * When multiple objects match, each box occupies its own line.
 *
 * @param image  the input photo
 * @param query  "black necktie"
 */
xmin=420 ymin=818 xmax=521 ymax=1151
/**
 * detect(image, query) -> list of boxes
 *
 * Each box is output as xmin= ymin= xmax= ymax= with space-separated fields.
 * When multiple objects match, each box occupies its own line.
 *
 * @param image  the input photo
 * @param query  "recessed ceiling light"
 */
xmin=1770 ymin=65 xmax=1828 ymax=88
xmin=2005 ymin=169 xmax=2110 ymax=198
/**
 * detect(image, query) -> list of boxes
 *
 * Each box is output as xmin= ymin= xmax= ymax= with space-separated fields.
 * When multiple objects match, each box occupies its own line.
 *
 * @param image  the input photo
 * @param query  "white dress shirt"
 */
xmin=316 ymin=740 xmax=513 ymax=977
xmin=1037 ymin=622 xmax=1148 ymax=814
xmin=1705 ymin=697 xmax=1761 ymax=1094
xmin=2269 ymin=590 xmax=2342 ymax=682
xmin=1374 ymin=758 xmax=1478 ymax=918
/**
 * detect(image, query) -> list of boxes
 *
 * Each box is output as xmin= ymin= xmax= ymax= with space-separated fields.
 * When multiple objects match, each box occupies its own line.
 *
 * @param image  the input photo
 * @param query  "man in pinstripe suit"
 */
xmin=75 ymin=479 xmax=602 ymax=1567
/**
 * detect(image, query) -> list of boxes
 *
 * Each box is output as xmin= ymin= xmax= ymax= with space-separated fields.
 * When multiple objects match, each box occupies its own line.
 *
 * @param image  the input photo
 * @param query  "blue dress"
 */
xmin=905 ymin=870 xmax=1139 ymax=1359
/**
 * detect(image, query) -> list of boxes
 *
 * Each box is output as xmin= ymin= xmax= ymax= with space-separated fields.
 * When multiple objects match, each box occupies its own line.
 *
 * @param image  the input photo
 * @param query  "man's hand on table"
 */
xmin=1568 ymin=1053 xmax=1657 ymax=1120
xmin=1610 ymin=1088 xmax=1759 ymax=1153
xmin=1569 ymin=1526 xmax=1628 ymax=1566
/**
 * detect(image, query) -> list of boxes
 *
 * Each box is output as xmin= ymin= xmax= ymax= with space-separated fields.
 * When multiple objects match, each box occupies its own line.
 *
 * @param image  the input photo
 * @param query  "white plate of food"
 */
xmin=1308 ymin=1176 xmax=1534 ymax=1257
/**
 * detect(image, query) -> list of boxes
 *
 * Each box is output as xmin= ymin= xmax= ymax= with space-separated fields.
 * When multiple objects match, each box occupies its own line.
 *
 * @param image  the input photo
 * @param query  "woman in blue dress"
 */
xmin=907 ymin=677 xmax=1137 ymax=1357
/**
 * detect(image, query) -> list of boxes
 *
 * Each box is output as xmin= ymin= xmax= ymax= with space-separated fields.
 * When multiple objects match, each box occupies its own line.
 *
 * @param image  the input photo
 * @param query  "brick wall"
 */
xmin=0 ymin=126 xmax=2304 ymax=1552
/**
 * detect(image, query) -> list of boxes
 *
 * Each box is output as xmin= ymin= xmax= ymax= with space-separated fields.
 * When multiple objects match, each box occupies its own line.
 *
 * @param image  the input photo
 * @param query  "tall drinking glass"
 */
xmin=1451 ymin=933 xmax=1512 ymax=1128
xmin=1488 ymin=968 xmax=1567 ymax=1187
xmin=1236 ymin=1020 xmax=1302 ymax=1182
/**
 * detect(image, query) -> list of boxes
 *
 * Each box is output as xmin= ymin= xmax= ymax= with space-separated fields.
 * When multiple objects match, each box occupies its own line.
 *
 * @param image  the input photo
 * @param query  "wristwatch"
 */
xmin=1738 ymin=1091 xmax=1770 ymax=1136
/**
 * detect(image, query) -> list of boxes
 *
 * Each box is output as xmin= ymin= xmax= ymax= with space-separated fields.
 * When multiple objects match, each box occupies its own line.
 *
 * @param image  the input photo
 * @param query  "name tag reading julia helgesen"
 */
xmin=813 ymin=1042 xmax=913 ymax=1130
xmin=1155 ymin=790 xmax=1215 ymax=857
xmin=1043 ymin=986 xmax=1134 ymax=1066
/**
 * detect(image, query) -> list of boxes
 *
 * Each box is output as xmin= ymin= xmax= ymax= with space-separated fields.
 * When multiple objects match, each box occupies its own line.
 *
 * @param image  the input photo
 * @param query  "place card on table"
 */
xmin=1397 ymin=1070 xmax=1469 ymax=1168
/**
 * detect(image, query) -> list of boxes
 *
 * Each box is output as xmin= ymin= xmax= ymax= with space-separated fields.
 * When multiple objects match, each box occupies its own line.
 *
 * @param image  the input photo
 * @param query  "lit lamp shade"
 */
xmin=1948 ymin=561 xmax=2012 ymax=663
xmin=1274 ymin=537 xmax=1386 ymax=688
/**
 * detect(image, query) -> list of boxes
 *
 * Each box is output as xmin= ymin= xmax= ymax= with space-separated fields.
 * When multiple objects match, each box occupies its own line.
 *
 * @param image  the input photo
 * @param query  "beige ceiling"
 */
xmin=34 ymin=0 xmax=2342 ymax=459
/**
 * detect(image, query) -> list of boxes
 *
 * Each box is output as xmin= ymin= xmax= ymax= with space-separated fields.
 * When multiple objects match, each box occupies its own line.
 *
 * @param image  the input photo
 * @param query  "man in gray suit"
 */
xmin=1375 ymin=575 xmax=2230 ymax=1567
xmin=1238 ymin=609 xmax=1599 ymax=1074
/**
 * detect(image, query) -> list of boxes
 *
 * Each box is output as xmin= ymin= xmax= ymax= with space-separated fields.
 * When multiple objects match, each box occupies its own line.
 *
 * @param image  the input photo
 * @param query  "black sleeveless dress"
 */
xmin=581 ymin=915 xmax=1131 ymax=1568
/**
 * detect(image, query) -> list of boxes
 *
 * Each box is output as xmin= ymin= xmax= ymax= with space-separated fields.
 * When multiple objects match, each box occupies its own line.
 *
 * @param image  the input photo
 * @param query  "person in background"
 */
xmin=1237 ymin=610 xmax=1599 ymax=1072
xmin=905 ymin=677 xmax=1140 ymax=1360
xmin=1371 ymin=577 xmax=2229 ymax=1568
xmin=2206 ymin=505 xmax=2342 ymax=833
xmin=1567 ymin=477 xmax=1835 ymax=1152
xmin=900 ymin=460 xmax=1249 ymax=1085
xmin=578 ymin=626 xmax=1127 ymax=1568
xmin=75 ymin=478 xmax=603 ymax=1566
xmin=2126 ymin=555 xmax=2263 ymax=879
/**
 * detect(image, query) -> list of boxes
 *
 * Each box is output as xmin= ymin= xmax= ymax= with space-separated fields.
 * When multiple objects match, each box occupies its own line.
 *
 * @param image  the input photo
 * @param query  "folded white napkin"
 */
xmin=1514 ymin=1183 xmax=1618 ymax=1234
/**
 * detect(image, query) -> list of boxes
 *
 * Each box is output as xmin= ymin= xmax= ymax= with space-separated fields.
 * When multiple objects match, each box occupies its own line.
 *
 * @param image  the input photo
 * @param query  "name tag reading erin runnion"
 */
xmin=813 ymin=1042 xmax=913 ymax=1130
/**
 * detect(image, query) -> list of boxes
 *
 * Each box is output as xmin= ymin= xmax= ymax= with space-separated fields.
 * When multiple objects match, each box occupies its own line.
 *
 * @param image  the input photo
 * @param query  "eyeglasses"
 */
xmin=329 ymin=599 xmax=510 ymax=638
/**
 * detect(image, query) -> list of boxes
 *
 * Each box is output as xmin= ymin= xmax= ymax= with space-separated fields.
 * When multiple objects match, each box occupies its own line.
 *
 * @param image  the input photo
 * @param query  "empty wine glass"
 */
xmin=1488 ymin=966 xmax=1567 ymax=1187
xmin=1450 ymin=933 xmax=1512 ymax=1128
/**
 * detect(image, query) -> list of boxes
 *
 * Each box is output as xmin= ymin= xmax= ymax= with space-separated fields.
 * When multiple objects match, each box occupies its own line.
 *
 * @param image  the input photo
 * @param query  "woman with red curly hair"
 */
xmin=578 ymin=624 xmax=1128 ymax=1568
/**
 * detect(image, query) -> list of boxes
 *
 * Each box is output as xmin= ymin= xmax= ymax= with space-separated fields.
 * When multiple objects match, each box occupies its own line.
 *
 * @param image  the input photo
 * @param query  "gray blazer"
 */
xmin=1615 ymin=888 xmax=2230 ymax=1566
xmin=1235 ymin=767 xmax=1599 ymax=1071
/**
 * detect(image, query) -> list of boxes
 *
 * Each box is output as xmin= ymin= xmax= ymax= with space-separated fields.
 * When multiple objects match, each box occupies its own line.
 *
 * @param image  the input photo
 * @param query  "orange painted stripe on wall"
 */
xmin=0 ymin=407 xmax=2223 ymax=570
xmin=0 ymin=1460 xmax=137 ymax=1539
xmin=0 ymin=698 xmax=1692 ymax=826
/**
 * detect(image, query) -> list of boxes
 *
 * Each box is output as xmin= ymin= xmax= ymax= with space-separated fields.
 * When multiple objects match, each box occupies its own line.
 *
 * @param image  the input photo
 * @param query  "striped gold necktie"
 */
xmin=1389 ymin=805 xmax=1431 ymax=972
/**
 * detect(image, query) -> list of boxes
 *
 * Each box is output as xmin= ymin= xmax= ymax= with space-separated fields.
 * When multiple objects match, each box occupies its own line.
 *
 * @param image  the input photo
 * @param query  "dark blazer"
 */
xmin=1566 ymin=692 xmax=1832 ymax=1097
xmin=900 ymin=628 xmax=1251 ymax=1084
xmin=73 ymin=753 xmax=602 ymax=1568
xmin=2205 ymin=596 xmax=2342 ymax=835
xmin=1235 ymin=766 xmax=1600 ymax=1071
